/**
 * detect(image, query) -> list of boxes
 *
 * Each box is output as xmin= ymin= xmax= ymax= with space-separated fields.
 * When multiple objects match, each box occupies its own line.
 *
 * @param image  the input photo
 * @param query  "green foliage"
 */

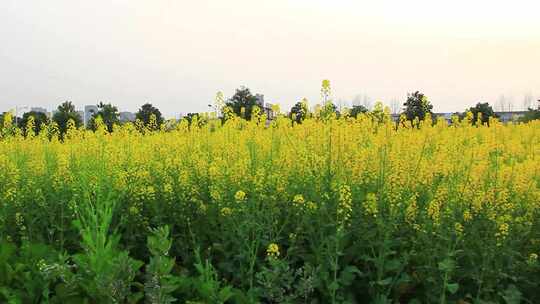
xmin=320 ymin=102 xmax=339 ymax=120
xmin=225 ymin=87 xmax=261 ymax=121
xmin=189 ymin=249 xmax=234 ymax=303
xmin=519 ymin=107 xmax=540 ymax=123
xmin=350 ymin=104 xmax=369 ymax=118
xmin=0 ymin=112 xmax=18 ymax=138
xmin=183 ymin=113 xmax=208 ymax=127
xmin=71 ymin=175 xmax=143 ymax=303
xmin=145 ymin=226 xmax=180 ymax=304
xmin=18 ymin=111 xmax=49 ymax=135
xmin=0 ymin=240 xmax=62 ymax=303
xmin=402 ymin=91 xmax=433 ymax=125
xmin=136 ymin=103 xmax=164 ymax=130
xmin=289 ymin=99 xmax=309 ymax=123
xmin=52 ymin=101 xmax=82 ymax=135
xmin=88 ymin=102 xmax=120 ymax=132
xmin=255 ymin=259 xmax=317 ymax=303
xmin=464 ymin=102 xmax=498 ymax=126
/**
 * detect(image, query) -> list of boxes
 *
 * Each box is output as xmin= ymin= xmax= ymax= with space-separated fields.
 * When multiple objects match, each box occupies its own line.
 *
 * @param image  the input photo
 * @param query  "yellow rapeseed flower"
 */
xmin=234 ymin=190 xmax=246 ymax=202
xmin=266 ymin=243 xmax=280 ymax=258
xmin=220 ymin=207 xmax=232 ymax=217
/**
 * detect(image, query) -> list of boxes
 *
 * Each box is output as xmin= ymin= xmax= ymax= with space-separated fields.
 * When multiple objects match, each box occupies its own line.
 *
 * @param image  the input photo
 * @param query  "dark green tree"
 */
xmin=52 ymin=101 xmax=82 ymax=134
xmin=349 ymin=105 xmax=369 ymax=118
xmin=518 ymin=107 xmax=540 ymax=123
xmin=89 ymin=102 xmax=120 ymax=132
xmin=183 ymin=113 xmax=208 ymax=126
xmin=320 ymin=102 xmax=339 ymax=120
xmin=0 ymin=112 xmax=15 ymax=127
xmin=136 ymin=103 xmax=164 ymax=129
xmin=289 ymin=100 xmax=309 ymax=123
xmin=465 ymin=102 xmax=498 ymax=126
xmin=225 ymin=87 xmax=260 ymax=121
xmin=402 ymin=91 xmax=433 ymax=124
xmin=0 ymin=112 xmax=18 ymax=137
xmin=18 ymin=111 xmax=49 ymax=134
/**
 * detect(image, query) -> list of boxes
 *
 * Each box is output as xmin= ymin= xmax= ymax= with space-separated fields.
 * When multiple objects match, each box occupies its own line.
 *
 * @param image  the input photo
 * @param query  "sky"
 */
xmin=1 ymin=0 xmax=539 ymax=118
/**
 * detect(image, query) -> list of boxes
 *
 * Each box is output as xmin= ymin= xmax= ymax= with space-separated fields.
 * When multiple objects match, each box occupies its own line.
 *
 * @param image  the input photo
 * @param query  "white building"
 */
xmin=84 ymin=105 xmax=98 ymax=126
xmin=119 ymin=111 xmax=136 ymax=123
xmin=30 ymin=107 xmax=47 ymax=114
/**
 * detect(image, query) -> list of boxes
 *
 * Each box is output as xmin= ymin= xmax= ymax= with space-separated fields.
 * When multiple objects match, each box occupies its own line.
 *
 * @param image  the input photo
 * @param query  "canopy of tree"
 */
xmin=519 ymin=107 xmax=540 ymax=123
xmin=89 ymin=102 xmax=120 ymax=132
xmin=52 ymin=101 xmax=82 ymax=134
xmin=136 ymin=103 xmax=163 ymax=130
xmin=18 ymin=111 xmax=49 ymax=134
xmin=402 ymin=91 xmax=433 ymax=124
xmin=465 ymin=102 xmax=498 ymax=125
xmin=350 ymin=105 xmax=369 ymax=118
xmin=289 ymin=100 xmax=309 ymax=123
xmin=225 ymin=87 xmax=260 ymax=121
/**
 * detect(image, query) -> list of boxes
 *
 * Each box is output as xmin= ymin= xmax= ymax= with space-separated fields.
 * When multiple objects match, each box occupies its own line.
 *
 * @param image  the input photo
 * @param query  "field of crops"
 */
xmin=1 ymin=113 xmax=539 ymax=303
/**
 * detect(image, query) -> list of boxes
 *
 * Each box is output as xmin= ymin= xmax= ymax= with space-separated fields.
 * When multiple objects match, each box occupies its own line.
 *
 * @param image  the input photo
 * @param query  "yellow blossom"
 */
xmin=235 ymin=190 xmax=246 ymax=202
xmin=266 ymin=243 xmax=280 ymax=258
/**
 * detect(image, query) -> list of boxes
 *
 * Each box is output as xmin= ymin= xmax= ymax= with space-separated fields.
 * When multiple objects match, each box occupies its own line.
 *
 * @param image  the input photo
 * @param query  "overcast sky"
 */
xmin=1 ymin=0 xmax=539 ymax=117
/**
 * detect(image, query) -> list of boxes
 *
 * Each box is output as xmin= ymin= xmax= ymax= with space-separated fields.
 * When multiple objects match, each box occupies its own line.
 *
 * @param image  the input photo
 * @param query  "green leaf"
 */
xmin=328 ymin=281 xmax=339 ymax=292
xmin=501 ymin=284 xmax=522 ymax=304
xmin=438 ymin=258 xmax=455 ymax=272
xmin=385 ymin=259 xmax=402 ymax=272
xmin=446 ymin=283 xmax=459 ymax=294
xmin=377 ymin=277 xmax=393 ymax=286
xmin=339 ymin=266 xmax=363 ymax=286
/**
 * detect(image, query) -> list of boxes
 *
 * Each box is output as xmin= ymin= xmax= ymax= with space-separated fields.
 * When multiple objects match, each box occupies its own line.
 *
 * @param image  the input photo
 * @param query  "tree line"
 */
xmin=2 ymin=83 xmax=539 ymax=137
xmin=0 ymin=102 xmax=164 ymax=136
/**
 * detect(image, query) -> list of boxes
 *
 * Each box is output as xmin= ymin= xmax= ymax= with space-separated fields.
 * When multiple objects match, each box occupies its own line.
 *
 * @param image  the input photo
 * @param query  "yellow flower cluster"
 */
xmin=338 ymin=185 xmax=352 ymax=221
xmin=220 ymin=207 xmax=232 ymax=217
xmin=364 ymin=193 xmax=378 ymax=218
xmin=293 ymin=194 xmax=305 ymax=206
xmin=0 ymin=104 xmax=539 ymax=282
xmin=266 ymin=243 xmax=280 ymax=258
xmin=234 ymin=190 xmax=246 ymax=202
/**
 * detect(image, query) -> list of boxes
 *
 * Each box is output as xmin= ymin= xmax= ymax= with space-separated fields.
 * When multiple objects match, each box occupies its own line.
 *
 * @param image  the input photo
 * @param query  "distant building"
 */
xmin=84 ymin=105 xmax=98 ymax=126
xmin=494 ymin=111 xmax=528 ymax=123
xmin=254 ymin=94 xmax=275 ymax=120
xmin=76 ymin=111 xmax=84 ymax=123
xmin=391 ymin=111 xmax=528 ymax=124
xmin=119 ymin=111 xmax=136 ymax=123
xmin=30 ymin=107 xmax=52 ymax=118
xmin=31 ymin=107 xmax=47 ymax=114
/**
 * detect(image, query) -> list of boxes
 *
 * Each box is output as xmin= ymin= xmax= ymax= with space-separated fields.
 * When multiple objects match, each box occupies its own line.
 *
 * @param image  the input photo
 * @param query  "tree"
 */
xmin=349 ymin=105 xmax=369 ymax=118
xmin=465 ymin=102 xmax=498 ymax=126
xmin=0 ymin=111 xmax=18 ymax=137
xmin=136 ymin=103 xmax=164 ymax=129
xmin=289 ymin=99 xmax=309 ymax=123
xmin=183 ymin=113 xmax=208 ymax=126
xmin=89 ymin=102 xmax=120 ymax=132
xmin=320 ymin=102 xmax=339 ymax=120
xmin=225 ymin=87 xmax=260 ymax=120
xmin=519 ymin=107 xmax=540 ymax=123
xmin=402 ymin=91 xmax=433 ymax=124
xmin=18 ymin=111 xmax=49 ymax=134
xmin=0 ymin=112 xmax=15 ymax=127
xmin=52 ymin=101 xmax=82 ymax=135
